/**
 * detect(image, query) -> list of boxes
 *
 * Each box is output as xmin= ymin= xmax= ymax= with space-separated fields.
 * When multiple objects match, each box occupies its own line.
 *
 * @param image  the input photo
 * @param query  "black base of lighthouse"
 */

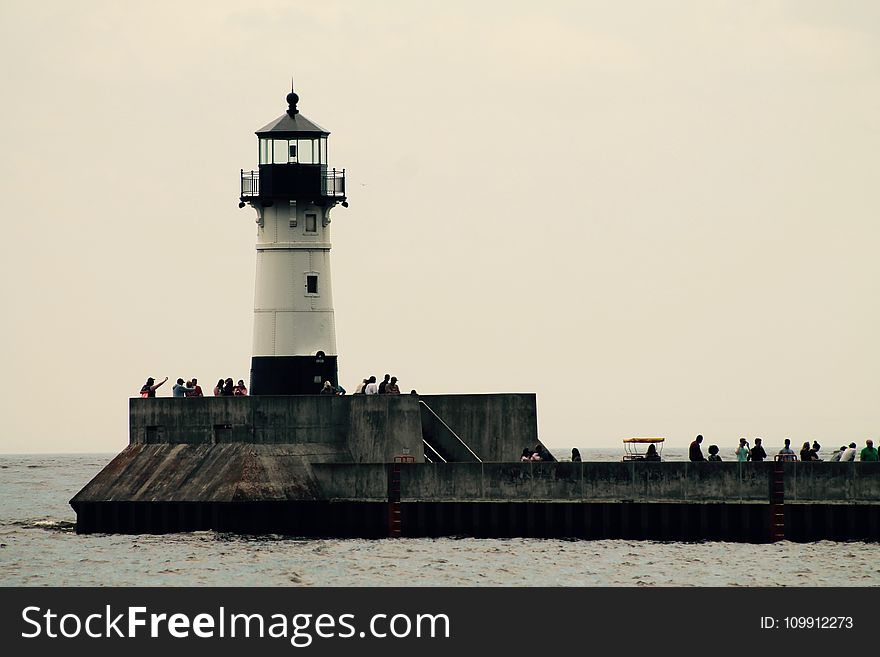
xmin=250 ymin=355 xmax=338 ymax=395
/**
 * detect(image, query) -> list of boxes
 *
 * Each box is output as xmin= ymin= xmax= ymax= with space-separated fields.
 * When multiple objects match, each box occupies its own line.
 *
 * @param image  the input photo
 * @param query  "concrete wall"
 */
xmin=79 ymin=451 xmax=880 ymax=507
xmin=782 ymin=462 xmax=880 ymax=502
xmin=417 ymin=394 xmax=538 ymax=462
xmin=129 ymin=393 xmax=539 ymax=464
xmin=129 ymin=395 xmax=424 ymax=463
xmin=312 ymin=463 xmax=388 ymax=501
xmin=130 ymin=396 xmax=344 ymax=445
xmin=388 ymin=462 xmax=880 ymax=504
xmin=346 ymin=396 xmax=423 ymax=462
xmin=396 ymin=462 xmax=771 ymax=503
xmin=308 ymin=462 xmax=776 ymax=503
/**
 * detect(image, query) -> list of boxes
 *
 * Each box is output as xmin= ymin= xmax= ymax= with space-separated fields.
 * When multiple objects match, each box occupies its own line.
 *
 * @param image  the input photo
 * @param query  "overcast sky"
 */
xmin=1 ymin=1 xmax=879 ymax=454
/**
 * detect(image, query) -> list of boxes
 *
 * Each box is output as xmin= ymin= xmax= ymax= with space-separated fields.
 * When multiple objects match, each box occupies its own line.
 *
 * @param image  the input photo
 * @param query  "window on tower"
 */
xmin=259 ymin=138 xmax=324 ymax=164
xmin=298 ymin=139 xmax=314 ymax=164
xmin=273 ymin=139 xmax=289 ymax=164
xmin=305 ymin=213 xmax=317 ymax=233
xmin=306 ymin=275 xmax=319 ymax=295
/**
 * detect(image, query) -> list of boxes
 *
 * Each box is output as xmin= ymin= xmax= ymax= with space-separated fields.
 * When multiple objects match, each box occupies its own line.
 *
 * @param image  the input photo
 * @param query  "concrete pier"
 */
xmin=71 ymin=395 xmax=880 ymax=541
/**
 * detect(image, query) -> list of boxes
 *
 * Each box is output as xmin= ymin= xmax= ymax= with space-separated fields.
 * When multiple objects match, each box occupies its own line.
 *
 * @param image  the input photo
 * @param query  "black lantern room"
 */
xmin=240 ymin=89 xmax=347 ymax=207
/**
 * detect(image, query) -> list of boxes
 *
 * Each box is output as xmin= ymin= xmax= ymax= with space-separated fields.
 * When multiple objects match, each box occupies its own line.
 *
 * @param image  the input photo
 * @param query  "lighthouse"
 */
xmin=239 ymin=86 xmax=347 ymax=395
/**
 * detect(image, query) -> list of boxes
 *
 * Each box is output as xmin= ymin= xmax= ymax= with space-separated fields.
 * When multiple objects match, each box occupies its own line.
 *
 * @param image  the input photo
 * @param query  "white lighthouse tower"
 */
xmin=239 ymin=86 xmax=347 ymax=394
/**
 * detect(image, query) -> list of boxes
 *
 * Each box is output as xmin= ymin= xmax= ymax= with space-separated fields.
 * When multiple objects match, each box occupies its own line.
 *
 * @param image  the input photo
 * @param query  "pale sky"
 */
xmin=1 ymin=1 xmax=879 ymax=454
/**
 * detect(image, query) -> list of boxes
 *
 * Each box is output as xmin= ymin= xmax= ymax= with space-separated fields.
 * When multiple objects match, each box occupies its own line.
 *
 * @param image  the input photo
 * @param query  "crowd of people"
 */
xmin=139 ymin=377 xmax=248 ymax=398
xmin=352 ymin=374 xmax=406 ymax=395
xmin=138 ymin=373 xmax=415 ymax=397
xmin=515 ymin=436 xmax=880 ymax=463
xmin=688 ymin=434 xmax=879 ymax=462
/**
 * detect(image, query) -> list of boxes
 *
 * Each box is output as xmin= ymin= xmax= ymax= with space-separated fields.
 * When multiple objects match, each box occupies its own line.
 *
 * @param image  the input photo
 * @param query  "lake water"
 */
xmin=2 ymin=451 xmax=879 ymax=587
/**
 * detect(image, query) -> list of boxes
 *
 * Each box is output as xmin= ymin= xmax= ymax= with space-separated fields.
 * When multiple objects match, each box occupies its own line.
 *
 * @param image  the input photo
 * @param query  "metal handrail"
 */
xmin=241 ymin=169 xmax=259 ymax=197
xmin=418 ymin=400 xmax=482 ymax=463
xmin=321 ymin=168 xmax=346 ymax=197
xmin=239 ymin=168 xmax=346 ymax=198
xmin=422 ymin=439 xmax=447 ymax=464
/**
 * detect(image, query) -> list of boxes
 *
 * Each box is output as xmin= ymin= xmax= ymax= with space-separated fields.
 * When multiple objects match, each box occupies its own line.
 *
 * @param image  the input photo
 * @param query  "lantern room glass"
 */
xmin=298 ymin=140 xmax=313 ymax=164
xmin=259 ymin=137 xmax=325 ymax=164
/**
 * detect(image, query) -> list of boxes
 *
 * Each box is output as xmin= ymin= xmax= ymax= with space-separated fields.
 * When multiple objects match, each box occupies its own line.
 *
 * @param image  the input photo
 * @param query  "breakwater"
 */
xmin=71 ymin=396 xmax=880 ymax=542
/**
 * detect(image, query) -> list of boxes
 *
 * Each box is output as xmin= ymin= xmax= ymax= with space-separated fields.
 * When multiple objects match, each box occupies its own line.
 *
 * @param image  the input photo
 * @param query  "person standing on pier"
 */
xmin=378 ymin=374 xmax=390 ymax=394
xmin=860 ymin=440 xmax=878 ymax=462
xmin=840 ymin=443 xmax=857 ymax=462
xmin=799 ymin=442 xmax=813 ymax=461
xmin=139 ymin=377 xmax=168 ymax=398
xmin=777 ymin=438 xmax=797 ymax=461
xmin=749 ymin=438 xmax=767 ymax=462
xmin=187 ymin=378 xmax=203 ymax=397
xmin=689 ymin=435 xmax=705 ymax=461
xmin=736 ymin=438 xmax=750 ymax=462
xmin=172 ymin=378 xmax=197 ymax=397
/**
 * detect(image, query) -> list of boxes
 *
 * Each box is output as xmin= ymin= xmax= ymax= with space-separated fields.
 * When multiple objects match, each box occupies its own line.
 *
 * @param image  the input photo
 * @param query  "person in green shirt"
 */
xmin=859 ymin=439 xmax=879 ymax=462
xmin=735 ymin=438 xmax=750 ymax=462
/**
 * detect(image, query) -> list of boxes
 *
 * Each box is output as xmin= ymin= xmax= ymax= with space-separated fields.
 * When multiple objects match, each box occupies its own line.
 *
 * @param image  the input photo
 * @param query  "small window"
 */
xmin=306 ymin=275 xmax=318 ymax=295
xmin=289 ymin=143 xmax=297 ymax=159
xmin=298 ymin=139 xmax=314 ymax=164
xmin=305 ymin=213 xmax=317 ymax=233
xmin=273 ymin=139 xmax=289 ymax=164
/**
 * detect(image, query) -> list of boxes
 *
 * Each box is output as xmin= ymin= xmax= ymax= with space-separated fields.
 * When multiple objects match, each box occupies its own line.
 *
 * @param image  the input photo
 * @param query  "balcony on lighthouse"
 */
xmin=240 ymin=90 xmax=346 ymax=205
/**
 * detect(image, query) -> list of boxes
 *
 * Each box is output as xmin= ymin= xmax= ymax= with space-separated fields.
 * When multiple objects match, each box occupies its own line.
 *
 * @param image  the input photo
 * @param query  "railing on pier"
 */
xmin=419 ymin=400 xmax=482 ymax=463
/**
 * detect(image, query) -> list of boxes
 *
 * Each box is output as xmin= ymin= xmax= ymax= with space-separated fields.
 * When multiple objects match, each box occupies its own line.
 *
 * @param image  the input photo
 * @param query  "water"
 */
xmin=2 ymin=452 xmax=879 ymax=587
